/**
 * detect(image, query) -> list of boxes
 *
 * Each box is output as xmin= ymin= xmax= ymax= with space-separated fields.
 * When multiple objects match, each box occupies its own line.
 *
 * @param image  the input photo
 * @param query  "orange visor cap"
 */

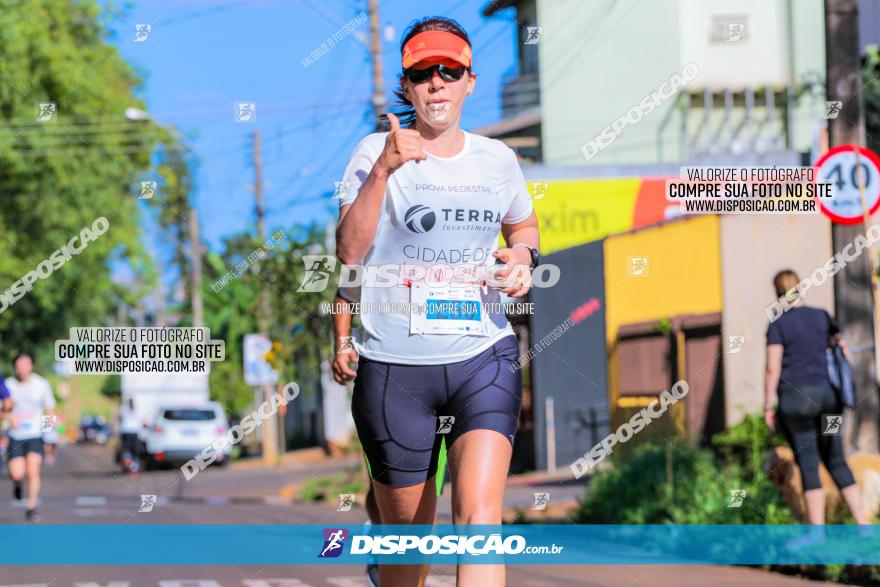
xmin=402 ymin=30 xmax=472 ymax=69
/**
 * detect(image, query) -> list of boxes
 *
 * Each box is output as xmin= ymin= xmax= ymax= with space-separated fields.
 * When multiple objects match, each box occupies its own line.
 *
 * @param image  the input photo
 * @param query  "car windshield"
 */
xmin=162 ymin=409 xmax=215 ymax=421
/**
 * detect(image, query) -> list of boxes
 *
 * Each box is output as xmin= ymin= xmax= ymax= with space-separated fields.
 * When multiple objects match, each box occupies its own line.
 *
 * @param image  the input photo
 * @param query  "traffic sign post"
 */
xmin=825 ymin=0 xmax=879 ymax=452
xmin=815 ymin=145 xmax=880 ymax=224
xmin=243 ymin=334 xmax=279 ymax=386
xmin=814 ymin=146 xmax=880 ymax=307
xmin=243 ymin=334 xmax=280 ymax=466
xmin=816 ymin=144 xmax=880 ymax=451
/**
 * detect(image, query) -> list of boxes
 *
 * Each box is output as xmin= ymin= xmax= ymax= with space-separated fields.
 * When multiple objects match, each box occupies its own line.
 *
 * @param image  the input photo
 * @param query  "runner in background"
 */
xmin=6 ymin=351 xmax=56 ymax=521
xmin=0 ymin=374 xmax=12 ymax=476
xmin=118 ymin=397 xmax=142 ymax=474
xmin=42 ymin=416 xmax=58 ymax=466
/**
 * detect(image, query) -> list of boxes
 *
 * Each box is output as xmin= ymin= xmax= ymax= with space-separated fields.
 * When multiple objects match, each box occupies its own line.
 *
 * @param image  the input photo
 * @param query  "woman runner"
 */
xmin=336 ymin=16 xmax=541 ymax=587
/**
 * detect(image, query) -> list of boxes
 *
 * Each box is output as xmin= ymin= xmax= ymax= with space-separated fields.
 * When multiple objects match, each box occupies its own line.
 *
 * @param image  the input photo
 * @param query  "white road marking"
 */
xmin=202 ymin=497 xmax=231 ymax=505
xmin=159 ymin=582 xmax=224 ymax=587
xmin=261 ymin=496 xmax=291 ymax=506
xmin=75 ymin=496 xmax=108 ymax=506
xmin=242 ymin=580 xmax=314 ymax=587
xmin=324 ymin=579 xmax=364 ymax=587
xmin=73 ymin=508 xmax=112 ymax=516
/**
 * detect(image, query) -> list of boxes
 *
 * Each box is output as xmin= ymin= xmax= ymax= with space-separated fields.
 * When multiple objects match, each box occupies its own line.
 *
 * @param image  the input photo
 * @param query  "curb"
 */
xmin=230 ymin=447 xmax=334 ymax=470
xmin=506 ymin=470 xmax=581 ymax=486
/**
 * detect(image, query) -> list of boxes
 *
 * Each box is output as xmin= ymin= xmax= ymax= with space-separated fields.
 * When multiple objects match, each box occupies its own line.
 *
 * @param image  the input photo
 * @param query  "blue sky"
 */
xmin=107 ymin=0 xmax=517 ymax=251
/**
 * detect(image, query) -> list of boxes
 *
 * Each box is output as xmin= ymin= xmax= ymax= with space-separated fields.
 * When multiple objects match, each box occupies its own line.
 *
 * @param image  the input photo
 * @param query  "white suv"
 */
xmin=144 ymin=402 xmax=231 ymax=469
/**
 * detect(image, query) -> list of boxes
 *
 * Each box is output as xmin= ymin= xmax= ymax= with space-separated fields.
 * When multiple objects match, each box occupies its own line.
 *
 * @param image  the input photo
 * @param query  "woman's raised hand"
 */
xmin=376 ymin=113 xmax=427 ymax=175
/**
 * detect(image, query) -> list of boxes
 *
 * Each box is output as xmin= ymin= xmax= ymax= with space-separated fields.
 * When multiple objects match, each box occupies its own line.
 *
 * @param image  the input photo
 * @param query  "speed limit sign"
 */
xmin=814 ymin=145 xmax=880 ymax=224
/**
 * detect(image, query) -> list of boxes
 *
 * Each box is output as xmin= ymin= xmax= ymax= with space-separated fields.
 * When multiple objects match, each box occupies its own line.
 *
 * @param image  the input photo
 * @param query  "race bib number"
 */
xmin=15 ymin=412 xmax=37 ymax=432
xmin=410 ymin=282 xmax=488 ymax=336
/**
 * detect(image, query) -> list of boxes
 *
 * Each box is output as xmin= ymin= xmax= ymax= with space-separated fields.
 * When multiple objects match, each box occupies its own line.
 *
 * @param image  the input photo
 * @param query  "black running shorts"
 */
xmin=352 ymin=335 xmax=522 ymax=487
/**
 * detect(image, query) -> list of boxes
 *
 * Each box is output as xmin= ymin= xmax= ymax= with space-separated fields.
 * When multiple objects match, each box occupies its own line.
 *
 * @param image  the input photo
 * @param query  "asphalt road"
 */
xmin=0 ymin=443 xmax=832 ymax=586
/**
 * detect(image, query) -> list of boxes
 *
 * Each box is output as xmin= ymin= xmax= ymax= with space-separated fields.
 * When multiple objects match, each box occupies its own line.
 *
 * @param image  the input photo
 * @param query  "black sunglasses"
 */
xmin=404 ymin=64 xmax=469 ymax=84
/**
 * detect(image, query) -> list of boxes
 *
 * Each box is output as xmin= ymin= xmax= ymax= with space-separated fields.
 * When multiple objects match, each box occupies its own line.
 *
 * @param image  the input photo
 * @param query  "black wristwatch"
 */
xmin=514 ymin=243 xmax=540 ymax=269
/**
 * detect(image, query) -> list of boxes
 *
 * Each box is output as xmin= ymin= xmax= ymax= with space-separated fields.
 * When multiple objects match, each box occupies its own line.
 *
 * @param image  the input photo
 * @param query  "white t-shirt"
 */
xmin=118 ymin=405 xmax=141 ymax=434
xmin=338 ymin=130 xmax=533 ymax=365
xmin=5 ymin=374 xmax=56 ymax=440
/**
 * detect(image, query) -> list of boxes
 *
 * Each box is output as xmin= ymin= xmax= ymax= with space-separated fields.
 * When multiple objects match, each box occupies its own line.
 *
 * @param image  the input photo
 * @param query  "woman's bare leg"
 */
xmin=372 ymin=476 xmax=437 ymax=587
xmin=449 ymin=430 xmax=512 ymax=587
xmin=841 ymin=483 xmax=870 ymax=524
xmin=803 ymin=488 xmax=826 ymax=524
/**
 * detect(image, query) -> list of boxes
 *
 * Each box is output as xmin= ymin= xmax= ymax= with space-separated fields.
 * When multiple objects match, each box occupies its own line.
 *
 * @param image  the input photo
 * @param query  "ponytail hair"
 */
xmin=773 ymin=269 xmax=800 ymax=298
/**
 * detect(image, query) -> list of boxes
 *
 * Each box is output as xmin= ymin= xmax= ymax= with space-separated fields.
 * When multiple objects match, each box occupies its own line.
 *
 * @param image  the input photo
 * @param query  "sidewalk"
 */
xmin=254 ymin=447 xmax=587 ymax=520
xmin=230 ymin=446 xmax=355 ymax=470
xmin=451 ymin=468 xmax=585 ymax=522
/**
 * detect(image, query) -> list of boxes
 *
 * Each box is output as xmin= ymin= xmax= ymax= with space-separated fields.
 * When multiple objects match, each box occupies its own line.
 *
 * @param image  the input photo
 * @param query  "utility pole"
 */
xmin=368 ymin=0 xmax=386 ymax=130
xmin=155 ymin=255 xmax=167 ymax=327
xmin=254 ymin=129 xmax=266 ymax=242
xmin=253 ymin=129 xmax=279 ymax=466
xmin=188 ymin=207 xmax=203 ymax=327
xmin=825 ymin=0 xmax=878 ymax=452
xmin=253 ymin=131 xmax=270 ymax=329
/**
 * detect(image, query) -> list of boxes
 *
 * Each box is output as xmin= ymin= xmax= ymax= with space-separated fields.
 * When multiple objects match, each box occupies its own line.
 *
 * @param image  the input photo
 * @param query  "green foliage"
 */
xmin=653 ymin=317 xmax=673 ymax=335
xmin=148 ymin=142 xmax=196 ymax=320
xmin=0 ymin=0 xmax=180 ymax=359
xmin=577 ymin=440 xmax=794 ymax=525
xmin=713 ymin=412 xmax=786 ymax=480
xmin=60 ymin=373 xmax=115 ymax=419
xmin=203 ymin=249 xmax=258 ymax=414
xmin=511 ymin=509 xmax=529 ymax=524
xmin=202 ymin=224 xmax=335 ymax=415
xmin=864 ymin=45 xmax=880 ymax=156
xmin=713 ymin=412 xmax=780 ymax=451
xmin=99 ymin=374 xmax=121 ymax=397
xmin=208 ymin=360 xmax=254 ymax=416
xmin=299 ymin=469 xmax=362 ymax=503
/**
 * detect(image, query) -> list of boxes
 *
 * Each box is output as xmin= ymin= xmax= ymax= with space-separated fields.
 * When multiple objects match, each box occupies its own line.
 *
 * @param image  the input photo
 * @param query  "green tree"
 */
xmin=203 ymin=248 xmax=258 ymax=414
xmin=149 ymin=142 xmax=197 ymax=323
xmin=202 ymin=224 xmax=335 ymax=419
xmin=0 ymin=0 xmax=176 ymax=360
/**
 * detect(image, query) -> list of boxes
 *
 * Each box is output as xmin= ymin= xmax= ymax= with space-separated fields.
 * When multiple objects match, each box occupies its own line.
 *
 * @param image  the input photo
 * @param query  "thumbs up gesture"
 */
xmin=376 ymin=113 xmax=428 ymax=175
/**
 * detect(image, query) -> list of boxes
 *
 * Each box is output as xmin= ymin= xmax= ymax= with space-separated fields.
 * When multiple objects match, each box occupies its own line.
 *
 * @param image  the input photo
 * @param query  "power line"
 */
xmin=0 ymin=143 xmax=159 ymax=158
xmin=0 ymin=128 xmax=154 ymax=142
xmin=264 ymin=60 xmax=371 ymax=200
xmin=0 ymin=117 xmax=152 ymax=128
xmin=153 ymin=0 xmax=255 ymax=26
xmin=267 ymin=114 xmax=371 ymax=215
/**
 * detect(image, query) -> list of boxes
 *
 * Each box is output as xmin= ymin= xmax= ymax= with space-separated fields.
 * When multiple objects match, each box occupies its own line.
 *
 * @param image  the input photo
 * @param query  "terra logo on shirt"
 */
xmin=404 ymin=204 xmax=502 ymax=235
xmin=405 ymin=205 xmax=436 ymax=233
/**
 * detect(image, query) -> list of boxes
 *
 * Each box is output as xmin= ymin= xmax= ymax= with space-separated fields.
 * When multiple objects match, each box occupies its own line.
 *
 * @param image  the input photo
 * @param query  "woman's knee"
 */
xmin=8 ymin=459 xmax=24 ymax=479
xmin=453 ymin=503 xmax=503 ymax=525
xmin=25 ymin=456 xmax=41 ymax=476
xmin=374 ymin=481 xmax=436 ymax=524
xmin=379 ymin=500 xmax=434 ymax=524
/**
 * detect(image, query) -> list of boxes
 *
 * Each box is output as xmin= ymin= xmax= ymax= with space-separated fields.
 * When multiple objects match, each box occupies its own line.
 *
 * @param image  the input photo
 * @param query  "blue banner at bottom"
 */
xmin=0 ymin=524 xmax=877 ymax=565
